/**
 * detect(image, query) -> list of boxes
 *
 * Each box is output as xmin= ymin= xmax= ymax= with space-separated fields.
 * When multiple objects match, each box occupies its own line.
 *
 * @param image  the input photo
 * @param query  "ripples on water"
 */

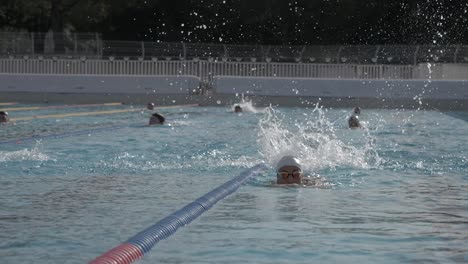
xmin=0 ymin=104 xmax=467 ymax=264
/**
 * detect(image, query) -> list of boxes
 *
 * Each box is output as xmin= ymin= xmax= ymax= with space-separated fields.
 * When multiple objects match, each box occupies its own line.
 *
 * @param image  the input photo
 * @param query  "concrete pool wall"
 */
xmin=0 ymin=72 xmax=467 ymax=110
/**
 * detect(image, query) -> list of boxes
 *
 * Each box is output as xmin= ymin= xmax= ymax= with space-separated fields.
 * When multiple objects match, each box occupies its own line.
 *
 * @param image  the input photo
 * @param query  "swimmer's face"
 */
xmin=147 ymin=103 xmax=155 ymax=110
xmin=277 ymin=165 xmax=303 ymax=184
xmin=234 ymin=106 xmax=242 ymax=113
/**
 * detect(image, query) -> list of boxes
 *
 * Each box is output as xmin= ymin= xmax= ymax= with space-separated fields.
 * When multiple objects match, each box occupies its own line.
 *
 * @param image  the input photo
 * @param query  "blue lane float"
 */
xmin=90 ymin=162 xmax=268 ymax=264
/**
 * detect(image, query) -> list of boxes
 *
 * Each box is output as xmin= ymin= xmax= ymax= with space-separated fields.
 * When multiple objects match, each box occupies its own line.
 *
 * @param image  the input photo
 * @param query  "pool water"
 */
xmin=0 ymin=103 xmax=467 ymax=264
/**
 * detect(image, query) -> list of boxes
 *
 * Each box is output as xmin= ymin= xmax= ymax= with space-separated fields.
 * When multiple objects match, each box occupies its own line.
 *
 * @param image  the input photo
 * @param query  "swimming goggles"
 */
xmin=277 ymin=170 xmax=302 ymax=179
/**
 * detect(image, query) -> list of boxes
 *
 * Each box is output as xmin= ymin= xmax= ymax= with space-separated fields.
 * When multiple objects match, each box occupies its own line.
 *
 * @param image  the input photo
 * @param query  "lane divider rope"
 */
xmin=89 ymin=162 xmax=268 ymax=264
xmin=0 ymin=102 xmax=17 ymax=106
xmin=11 ymin=108 xmax=142 ymax=121
xmin=10 ymin=104 xmax=200 ymax=122
xmin=2 ymin=103 xmax=199 ymax=112
xmin=0 ymin=102 xmax=123 ymax=112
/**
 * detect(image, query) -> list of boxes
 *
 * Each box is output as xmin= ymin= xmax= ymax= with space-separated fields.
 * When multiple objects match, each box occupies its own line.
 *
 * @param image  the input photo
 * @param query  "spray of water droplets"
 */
xmin=231 ymin=96 xmax=267 ymax=114
xmin=257 ymin=105 xmax=381 ymax=172
xmin=0 ymin=141 xmax=53 ymax=162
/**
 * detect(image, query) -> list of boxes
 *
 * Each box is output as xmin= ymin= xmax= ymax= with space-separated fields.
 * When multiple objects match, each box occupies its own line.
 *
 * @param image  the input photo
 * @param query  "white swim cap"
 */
xmin=276 ymin=156 xmax=302 ymax=171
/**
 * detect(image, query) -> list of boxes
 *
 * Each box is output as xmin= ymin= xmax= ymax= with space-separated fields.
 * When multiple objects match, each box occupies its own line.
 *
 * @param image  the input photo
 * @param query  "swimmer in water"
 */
xmin=147 ymin=102 xmax=155 ymax=110
xmin=234 ymin=105 xmax=242 ymax=113
xmin=353 ymin=107 xmax=361 ymax=115
xmin=0 ymin=111 xmax=9 ymax=123
xmin=275 ymin=156 xmax=328 ymax=187
xmin=348 ymin=107 xmax=362 ymax=129
xmin=348 ymin=114 xmax=361 ymax=129
xmin=149 ymin=112 xmax=165 ymax=125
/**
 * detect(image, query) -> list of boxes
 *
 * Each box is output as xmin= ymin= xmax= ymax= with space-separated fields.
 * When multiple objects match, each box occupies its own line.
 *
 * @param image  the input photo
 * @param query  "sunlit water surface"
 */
xmin=0 ymin=104 xmax=467 ymax=264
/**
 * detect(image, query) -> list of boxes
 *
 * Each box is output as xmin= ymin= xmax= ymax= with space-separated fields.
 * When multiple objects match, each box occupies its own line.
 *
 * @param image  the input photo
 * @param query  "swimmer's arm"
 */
xmin=302 ymin=176 xmax=317 ymax=186
xmin=303 ymin=175 xmax=330 ymax=187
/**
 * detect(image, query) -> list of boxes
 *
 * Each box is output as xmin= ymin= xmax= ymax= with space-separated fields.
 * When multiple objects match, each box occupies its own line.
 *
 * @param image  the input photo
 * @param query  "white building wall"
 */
xmin=0 ymin=74 xmax=200 ymax=94
xmin=213 ymin=76 xmax=468 ymax=100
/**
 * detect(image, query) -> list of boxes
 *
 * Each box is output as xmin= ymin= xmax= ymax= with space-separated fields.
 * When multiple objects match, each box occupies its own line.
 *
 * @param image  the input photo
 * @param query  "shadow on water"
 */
xmin=443 ymin=111 xmax=468 ymax=122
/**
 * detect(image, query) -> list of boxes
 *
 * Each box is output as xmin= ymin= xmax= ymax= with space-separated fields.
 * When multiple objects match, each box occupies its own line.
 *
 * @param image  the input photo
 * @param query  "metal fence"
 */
xmin=2 ymin=32 xmax=468 ymax=65
xmin=0 ymin=32 xmax=102 ymax=57
xmin=0 ymin=58 xmax=416 ymax=82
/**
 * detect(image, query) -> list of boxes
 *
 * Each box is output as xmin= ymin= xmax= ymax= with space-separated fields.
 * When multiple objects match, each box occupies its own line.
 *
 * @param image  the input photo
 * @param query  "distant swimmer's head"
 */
xmin=348 ymin=115 xmax=361 ymax=129
xmin=147 ymin=102 xmax=155 ymax=110
xmin=149 ymin=112 xmax=165 ymax=125
xmin=353 ymin=107 xmax=361 ymax=115
xmin=234 ymin=105 xmax=242 ymax=113
xmin=0 ymin=111 xmax=9 ymax=123
xmin=276 ymin=156 xmax=303 ymax=184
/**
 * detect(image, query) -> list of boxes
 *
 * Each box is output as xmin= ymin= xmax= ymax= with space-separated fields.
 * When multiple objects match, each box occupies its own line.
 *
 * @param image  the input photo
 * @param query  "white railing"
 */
xmin=0 ymin=58 xmax=419 ymax=81
xmin=199 ymin=62 xmax=415 ymax=80
xmin=0 ymin=59 xmax=199 ymax=76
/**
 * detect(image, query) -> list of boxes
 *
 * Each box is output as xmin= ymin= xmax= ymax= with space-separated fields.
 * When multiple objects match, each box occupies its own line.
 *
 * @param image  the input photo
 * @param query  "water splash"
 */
xmin=231 ymin=95 xmax=266 ymax=113
xmin=416 ymin=62 xmax=433 ymax=110
xmin=0 ymin=141 xmax=53 ymax=162
xmin=257 ymin=105 xmax=381 ymax=172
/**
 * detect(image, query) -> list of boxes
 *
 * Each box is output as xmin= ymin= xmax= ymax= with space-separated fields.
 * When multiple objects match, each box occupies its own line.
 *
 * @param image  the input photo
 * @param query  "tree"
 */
xmin=1 ymin=0 xmax=468 ymax=47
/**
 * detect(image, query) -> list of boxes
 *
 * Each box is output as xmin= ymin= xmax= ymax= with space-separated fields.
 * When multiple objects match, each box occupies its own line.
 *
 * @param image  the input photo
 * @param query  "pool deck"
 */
xmin=0 ymin=92 xmax=466 ymax=111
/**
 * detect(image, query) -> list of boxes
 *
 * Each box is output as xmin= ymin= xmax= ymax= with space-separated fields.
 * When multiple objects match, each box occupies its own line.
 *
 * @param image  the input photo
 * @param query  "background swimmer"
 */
xmin=149 ymin=112 xmax=165 ymax=125
xmin=348 ymin=107 xmax=362 ymax=129
xmin=234 ymin=105 xmax=242 ymax=113
xmin=0 ymin=111 xmax=9 ymax=123
xmin=348 ymin=115 xmax=361 ymax=129
xmin=230 ymin=100 xmax=266 ymax=114
xmin=353 ymin=107 xmax=361 ymax=115
xmin=147 ymin=102 xmax=155 ymax=110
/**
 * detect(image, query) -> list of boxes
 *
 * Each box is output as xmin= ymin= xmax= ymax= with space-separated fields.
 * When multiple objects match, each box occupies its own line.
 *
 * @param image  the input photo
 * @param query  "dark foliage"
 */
xmin=1 ymin=0 xmax=467 ymax=44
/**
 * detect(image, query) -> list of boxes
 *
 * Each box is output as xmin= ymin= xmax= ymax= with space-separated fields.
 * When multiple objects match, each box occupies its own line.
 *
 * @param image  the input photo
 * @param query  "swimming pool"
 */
xmin=1 ymin=103 xmax=467 ymax=263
